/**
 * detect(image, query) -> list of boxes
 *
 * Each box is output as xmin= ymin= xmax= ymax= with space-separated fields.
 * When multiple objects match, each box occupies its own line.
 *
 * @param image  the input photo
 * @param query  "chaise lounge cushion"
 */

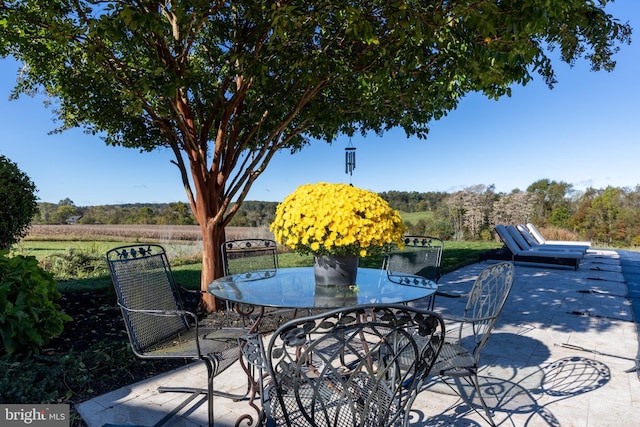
xmin=507 ymin=225 xmax=588 ymax=254
xmin=525 ymin=223 xmax=591 ymax=247
xmin=493 ymin=224 xmax=583 ymax=270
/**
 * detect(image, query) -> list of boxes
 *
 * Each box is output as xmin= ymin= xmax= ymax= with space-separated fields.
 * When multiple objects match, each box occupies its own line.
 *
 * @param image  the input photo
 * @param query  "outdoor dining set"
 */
xmin=104 ymin=232 xmax=522 ymax=427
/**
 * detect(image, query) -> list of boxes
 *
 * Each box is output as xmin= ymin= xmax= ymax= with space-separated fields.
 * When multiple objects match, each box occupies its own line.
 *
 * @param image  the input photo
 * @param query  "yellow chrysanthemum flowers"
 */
xmin=270 ymin=183 xmax=406 ymax=257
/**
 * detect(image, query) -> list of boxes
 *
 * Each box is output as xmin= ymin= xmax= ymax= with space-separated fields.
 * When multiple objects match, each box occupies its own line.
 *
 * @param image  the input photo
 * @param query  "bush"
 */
xmin=0 ymin=251 xmax=71 ymax=354
xmin=538 ymin=225 xmax=583 ymax=242
xmin=39 ymin=248 xmax=109 ymax=280
xmin=0 ymin=155 xmax=38 ymax=249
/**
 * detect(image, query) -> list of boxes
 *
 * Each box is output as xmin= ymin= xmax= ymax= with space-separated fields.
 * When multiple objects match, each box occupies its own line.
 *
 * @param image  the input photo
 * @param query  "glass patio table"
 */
xmin=207 ymin=266 xmax=437 ymax=309
xmin=208 ymin=266 xmax=437 ymax=425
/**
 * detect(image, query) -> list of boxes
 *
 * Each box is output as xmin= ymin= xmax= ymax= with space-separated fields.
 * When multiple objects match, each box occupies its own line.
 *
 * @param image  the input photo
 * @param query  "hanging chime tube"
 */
xmin=345 ymin=147 xmax=356 ymax=175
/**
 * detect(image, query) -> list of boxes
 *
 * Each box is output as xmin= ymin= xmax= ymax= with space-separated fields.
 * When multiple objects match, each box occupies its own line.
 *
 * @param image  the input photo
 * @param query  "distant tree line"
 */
xmin=35 ymin=199 xmax=197 ymax=226
xmin=394 ymin=180 xmax=640 ymax=247
xmin=33 ymin=199 xmax=278 ymax=228
xmin=226 ymin=201 xmax=279 ymax=227
xmin=382 ymin=180 xmax=640 ymax=247
xmin=32 ymin=179 xmax=640 ymax=247
xmin=377 ymin=191 xmax=449 ymax=212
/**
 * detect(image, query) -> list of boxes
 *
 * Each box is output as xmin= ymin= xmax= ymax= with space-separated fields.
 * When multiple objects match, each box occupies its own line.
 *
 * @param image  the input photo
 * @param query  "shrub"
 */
xmin=39 ymin=248 xmax=109 ymax=280
xmin=0 ymin=251 xmax=71 ymax=354
xmin=539 ymin=225 xmax=583 ymax=242
xmin=0 ymin=155 xmax=38 ymax=249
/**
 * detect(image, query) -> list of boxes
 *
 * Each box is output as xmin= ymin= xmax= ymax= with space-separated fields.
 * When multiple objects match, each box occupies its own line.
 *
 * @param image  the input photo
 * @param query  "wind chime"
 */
xmin=345 ymin=140 xmax=356 ymax=183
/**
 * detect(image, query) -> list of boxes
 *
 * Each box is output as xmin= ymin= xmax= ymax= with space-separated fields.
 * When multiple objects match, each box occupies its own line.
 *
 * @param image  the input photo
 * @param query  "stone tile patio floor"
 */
xmin=78 ymin=248 xmax=640 ymax=426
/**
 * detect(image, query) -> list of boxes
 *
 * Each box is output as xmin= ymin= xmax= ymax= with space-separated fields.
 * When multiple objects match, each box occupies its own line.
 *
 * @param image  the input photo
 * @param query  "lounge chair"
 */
xmin=498 ymin=225 xmax=576 ymax=253
xmin=507 ymin=225 xmax=588 ymax=254
xmin=516 ymin=224 xmax=590 ymax=252
xmin=525 ymin=223 xmax=591 ymax=247
xmin=492 ymin=225 xmax=583 ymax=270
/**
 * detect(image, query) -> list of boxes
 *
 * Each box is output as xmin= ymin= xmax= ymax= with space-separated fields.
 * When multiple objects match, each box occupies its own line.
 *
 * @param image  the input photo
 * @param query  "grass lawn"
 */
xmin=399 ymin=211 xmax=434 ymax=223
xmin=13 ymin=240 xmax=130 ymax=259
xmin=14 ymin=240 xmax=202 ymax=260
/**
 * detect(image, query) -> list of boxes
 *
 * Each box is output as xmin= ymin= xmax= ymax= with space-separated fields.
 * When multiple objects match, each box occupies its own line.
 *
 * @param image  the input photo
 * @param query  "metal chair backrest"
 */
xmin=106 ymin=244 xmax=188 ymax=354
xmin=385 ymin=235 xmax=444 ymax=282
xmin=221 ymin=238 xmax=278 ymax=276
xmin=265 ymin=304 xmax=445 ymax=427
xmin=459 ymin=261 xmax=514 ymax=363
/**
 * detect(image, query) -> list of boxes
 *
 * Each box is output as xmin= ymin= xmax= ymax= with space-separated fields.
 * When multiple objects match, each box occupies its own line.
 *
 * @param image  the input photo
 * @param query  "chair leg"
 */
xmin=468 ymin=374 xmax=496 ymax=427
xmin=207 ymin=359 xmax=214 ymax=427
xmin=438 ymin=374 xmax=497 ymax=427
xmin=427 ymin=294 xmax=436 ymax=311
xmin=156 ymin=358 xmax=250 ymax=427
xmin=159 ymin=360 xmax=216 ymax=427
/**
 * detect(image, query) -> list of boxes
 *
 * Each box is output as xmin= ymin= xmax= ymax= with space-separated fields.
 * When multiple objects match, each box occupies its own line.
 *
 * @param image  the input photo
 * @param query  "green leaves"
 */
xmin=0 ymin=155 xmax=38 ymax=250
xmin=0 ymin=251 xmax=71 ymax=354
xmin=2 ymin=0 xmax=631 ymax=144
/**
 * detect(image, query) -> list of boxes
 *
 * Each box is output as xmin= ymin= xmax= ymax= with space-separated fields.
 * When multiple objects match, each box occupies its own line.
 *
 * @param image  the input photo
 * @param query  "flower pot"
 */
xmin=313 ymin=254 xmax=358 ymax=286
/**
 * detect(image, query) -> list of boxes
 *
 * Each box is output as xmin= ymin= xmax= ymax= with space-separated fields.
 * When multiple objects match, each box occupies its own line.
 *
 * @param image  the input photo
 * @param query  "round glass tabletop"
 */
xmin=208 ymin=267 xmax=437 ymax=309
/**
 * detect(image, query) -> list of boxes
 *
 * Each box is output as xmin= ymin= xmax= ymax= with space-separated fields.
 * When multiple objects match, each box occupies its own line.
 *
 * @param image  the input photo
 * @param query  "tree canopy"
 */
xmin=0 ymin=0 xmax=631 ymax=310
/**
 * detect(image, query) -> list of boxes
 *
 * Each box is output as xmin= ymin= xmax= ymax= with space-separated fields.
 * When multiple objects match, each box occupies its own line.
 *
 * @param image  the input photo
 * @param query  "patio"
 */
xmin=78 ymin=248 xmax=640 ymax=426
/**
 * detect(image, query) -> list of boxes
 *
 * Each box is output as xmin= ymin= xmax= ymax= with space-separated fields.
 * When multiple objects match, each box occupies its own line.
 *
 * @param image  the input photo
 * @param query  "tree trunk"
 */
xmin=199 ymin=220 xmax=226 ymax=312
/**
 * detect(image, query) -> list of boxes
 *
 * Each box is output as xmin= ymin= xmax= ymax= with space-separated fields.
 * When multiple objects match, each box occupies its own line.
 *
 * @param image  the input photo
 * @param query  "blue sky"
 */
xmin=1 ymin=2 xmax=639 ymax=206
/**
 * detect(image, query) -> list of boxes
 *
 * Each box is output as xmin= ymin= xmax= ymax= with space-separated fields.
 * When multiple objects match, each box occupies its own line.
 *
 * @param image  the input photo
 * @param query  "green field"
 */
xmin=14 ymin=240 xmax=202 ymax=261
xmin=400 ymin=211 xmax=434 ymax=223
xmin=13 ymin=240 xmax=129 ymax=259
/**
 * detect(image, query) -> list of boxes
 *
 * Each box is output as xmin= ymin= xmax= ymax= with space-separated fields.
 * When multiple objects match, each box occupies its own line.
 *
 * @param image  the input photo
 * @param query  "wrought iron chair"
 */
xmin=221 ymin=238 xmax=289 ymax=324
xmin=431 ymin=261 xmax=515 ymax=426
xmin=384 ymin=235 xmax=453 ymax=309
xmin=106 ymin=244 xmax=249 ymax=427
xmin=221 ymin=238 xmax=279 ymax=276
xmin=240 ymin=304 xmax=446 ymax=427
